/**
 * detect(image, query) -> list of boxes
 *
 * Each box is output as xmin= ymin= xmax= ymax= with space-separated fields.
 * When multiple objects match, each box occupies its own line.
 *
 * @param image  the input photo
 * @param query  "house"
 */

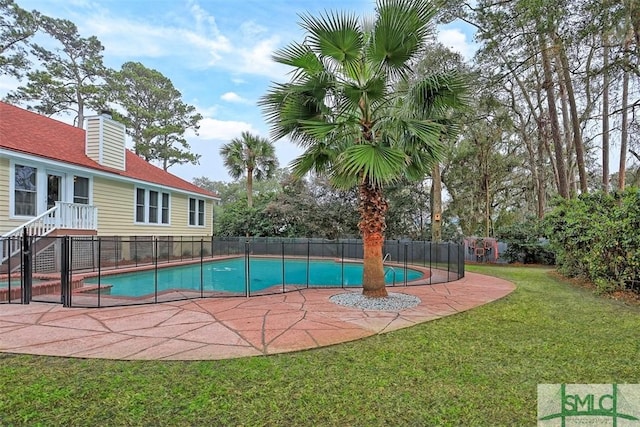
xmin=0 ymin=101 xmax=219 ymax=263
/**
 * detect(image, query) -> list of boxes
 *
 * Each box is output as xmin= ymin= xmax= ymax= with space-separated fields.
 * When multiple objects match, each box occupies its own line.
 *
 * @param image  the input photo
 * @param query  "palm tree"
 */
xmin=220 ymin=131 xmax=278 ymax=208
xmin=260 ymin=0 xmax=466 ymax=298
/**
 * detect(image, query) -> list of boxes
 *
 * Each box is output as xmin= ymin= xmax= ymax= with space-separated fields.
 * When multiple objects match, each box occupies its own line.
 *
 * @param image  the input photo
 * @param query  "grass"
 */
xmin=0 ymin=265 xmax=638 ymax=426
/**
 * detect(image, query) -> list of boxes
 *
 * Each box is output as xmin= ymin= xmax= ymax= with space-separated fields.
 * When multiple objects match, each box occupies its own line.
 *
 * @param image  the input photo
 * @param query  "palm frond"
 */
xmin=272 ymin=42 xmax=323 ymax=75
xmin=407 ymin=71 xmax=468 ymax=118
xmin=335 ymin=144 xmax=407 ymax=187
xmin=290 ymin=141 xmax=338 ymax=177
xmin=299 ymin=11 xmax=363 ymax=66
xmin=369 ymin=0 xmax=437 ymax=76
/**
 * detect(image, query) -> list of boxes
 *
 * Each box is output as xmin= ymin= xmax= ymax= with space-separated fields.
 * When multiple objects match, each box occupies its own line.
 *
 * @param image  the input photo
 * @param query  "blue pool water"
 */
xmin=84 ymin=258 xmax=423 ymax=297
xmin=0 ymin=279 xmax=43 ymax=288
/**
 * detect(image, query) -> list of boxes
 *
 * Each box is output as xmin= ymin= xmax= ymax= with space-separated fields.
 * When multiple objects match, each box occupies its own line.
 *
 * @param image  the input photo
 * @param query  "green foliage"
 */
xmin=219 ymin=132 xmax=278 ymax=208
xmin=6 ymin=15 xmax=107 ymax=126
xmin=106 ymin=61 xmax=202 ymax=170
xmin=260 ymin=0 xmax=467 ymax=238
xmin=0 ymin=0 xmax=39 ymax=77
xmin=216 ymin=196 xmax=275 ymax=237
xmin=544 ymin=188 xmax=640 ymax=293
xmin=495 ymin=218 xmax=555 ymax=264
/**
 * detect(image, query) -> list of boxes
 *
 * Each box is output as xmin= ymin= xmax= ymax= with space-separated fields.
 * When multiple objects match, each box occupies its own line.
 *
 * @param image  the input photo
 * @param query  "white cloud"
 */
xmin=437 ymin=28 xmax=478 ymax=61
xmin=240 ymin=20 xmax=267 ymax=39
xmin=220 ymin=92 xmax=252 ymax=104
xmin=82 ymin=13 xmax=232 ymax=67
xmin=191 ymin=117 xmax=257 ymax=141
xmin=236 ymin=36 xmax=289 ymax=80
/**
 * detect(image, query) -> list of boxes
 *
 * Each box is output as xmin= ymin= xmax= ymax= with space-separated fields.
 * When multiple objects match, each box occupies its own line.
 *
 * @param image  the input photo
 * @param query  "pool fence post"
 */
xmin=21 ymin=228 xmax=31 ymax=304
xmin=200 ymin=239 xmax=204 ymax=298
xmin=306 ymin=239 xmax=310 ymax=288
xmin=97 ymin=237 xmax=102 ymax=308
xmin=6 ymin=238 xmax=12 ymax=302
xmin=245 ymin=240 xmax=250 ymax=297
xmin=447 ymin=242 xmax=451 ymax=282
xmin=341 ymin=241 xmax=344 ymax=288
xmin=429 ymin=242 xmax=433 ymax=285
xmin=281 ymin=242 xmax=285 ymax=293
xmin=134 ymin=236 xmax=138 ymax=267
xmin=61 ymin=236 xmax=71 ymax=307
xmin=154 ymin=237 xmax=158 ymax=303
xmin=404 ymin=243 xmax=408 ymax=286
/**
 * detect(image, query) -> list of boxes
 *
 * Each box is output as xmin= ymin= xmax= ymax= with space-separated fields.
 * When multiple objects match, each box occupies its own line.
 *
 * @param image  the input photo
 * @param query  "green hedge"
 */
xmin=544 ymin=188 xmax=640 ymax=293
xmin=495 ymin=218 xmax=555 ymax=265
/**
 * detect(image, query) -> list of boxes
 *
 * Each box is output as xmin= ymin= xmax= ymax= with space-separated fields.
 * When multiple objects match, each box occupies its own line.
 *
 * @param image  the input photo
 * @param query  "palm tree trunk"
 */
xmin=246 ymin=167 xmax=254 ymax=208
xmin=358 ymin=179 xmax=388 ymax=298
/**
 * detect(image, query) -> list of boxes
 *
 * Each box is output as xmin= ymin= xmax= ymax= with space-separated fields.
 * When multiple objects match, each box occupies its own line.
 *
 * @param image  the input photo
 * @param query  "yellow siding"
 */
xmin=92 ymin=176 xmax=212 ymax=237
xmin=0 ymin=158 xmax=26 ymax=235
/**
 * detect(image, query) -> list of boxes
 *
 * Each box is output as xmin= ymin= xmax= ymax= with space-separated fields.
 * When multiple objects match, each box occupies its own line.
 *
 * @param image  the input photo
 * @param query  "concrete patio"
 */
xmin=0 ymin=271 xmax=515 ymax=360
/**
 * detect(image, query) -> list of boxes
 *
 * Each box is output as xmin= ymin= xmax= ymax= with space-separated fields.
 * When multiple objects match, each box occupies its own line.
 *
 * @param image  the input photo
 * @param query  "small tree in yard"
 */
xmin=260 ymin=0 xmax=466 ymax=297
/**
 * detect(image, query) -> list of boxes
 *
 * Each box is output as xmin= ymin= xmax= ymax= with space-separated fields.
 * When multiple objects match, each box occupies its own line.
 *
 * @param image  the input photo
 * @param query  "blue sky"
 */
xmin=2 ymin=0 xmax=478 ymax=183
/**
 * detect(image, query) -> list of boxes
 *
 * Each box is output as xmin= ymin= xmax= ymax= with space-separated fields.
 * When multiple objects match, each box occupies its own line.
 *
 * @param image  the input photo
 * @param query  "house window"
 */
xmin=161 ymin=193 xmax=170 ymax=224
xmin=189 ymin=197 xmax=205 ymax=226
xmin=149 ymin=190 xmax=158 ymax=223
xmin=73 ymin=176 xmax=89 ymax=204
xmin=135 ymin=188 xmax=170 ymax=224
xmin=14 ymin=164 xmax=37 ymax=216
xmin=136 ymin=188 xmax=145 ymax=222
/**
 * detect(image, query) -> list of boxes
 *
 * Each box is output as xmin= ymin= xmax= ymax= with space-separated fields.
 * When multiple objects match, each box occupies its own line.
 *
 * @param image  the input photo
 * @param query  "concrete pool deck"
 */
xmin=0 ymin=271 xmax=515 ymax=360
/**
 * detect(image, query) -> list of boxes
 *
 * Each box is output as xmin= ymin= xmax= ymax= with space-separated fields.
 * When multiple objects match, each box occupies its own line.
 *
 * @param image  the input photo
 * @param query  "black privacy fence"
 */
xmin=1 ymin=235 xmax=464 ymax=308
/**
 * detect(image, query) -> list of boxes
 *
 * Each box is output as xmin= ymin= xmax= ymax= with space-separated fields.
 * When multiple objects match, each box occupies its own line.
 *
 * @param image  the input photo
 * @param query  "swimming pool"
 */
xmin=0 ymin=278 xmax=43 ymax=288
xmin=83 ymin=257 xmax=424 ymax=297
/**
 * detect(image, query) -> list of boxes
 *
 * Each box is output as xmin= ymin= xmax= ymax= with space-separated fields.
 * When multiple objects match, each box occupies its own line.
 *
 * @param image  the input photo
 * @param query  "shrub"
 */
xmin=543 ymin=188 xmax=640 ymax=293
xmin=495 ymin=218 xmax=555 ymax=265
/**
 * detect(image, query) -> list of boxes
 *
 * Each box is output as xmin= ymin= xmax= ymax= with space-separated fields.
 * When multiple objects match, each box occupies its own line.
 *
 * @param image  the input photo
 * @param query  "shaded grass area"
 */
xmin=0 ymin=265 xmax=638 ymax=426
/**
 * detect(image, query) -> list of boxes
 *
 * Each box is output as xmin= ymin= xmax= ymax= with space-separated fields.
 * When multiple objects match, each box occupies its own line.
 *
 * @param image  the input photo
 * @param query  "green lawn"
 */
xmin=0 ymin=265 xmax=638 ymax=426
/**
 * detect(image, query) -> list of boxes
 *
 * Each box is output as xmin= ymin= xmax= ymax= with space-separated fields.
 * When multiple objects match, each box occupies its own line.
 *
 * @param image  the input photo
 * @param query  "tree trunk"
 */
xmin=246 ymin=167 xmax=254 ymax=208
xmin=555 ymin=35 xmax=588 ymax=194
xmin=539 ymin=32 xmax=569 ymax=199
xmin=76 ymin=93 xmax=84 ymax=128
xmin=358 ymin=179 xmax=388 ymax=298
xmin=602 ymin=33 xmax=610 ymax=193
xmin=557 ymin=72 xmax=575 ymax=195
xmin=431 ymin=164 xmax=442 ymax=243
xmin=484 ymin=173 xmax=490 ymax=238
xmin=536 ymin=134 xmax=546 ymax=218
xmin=618 ymin=46 xmax=630 ymax=190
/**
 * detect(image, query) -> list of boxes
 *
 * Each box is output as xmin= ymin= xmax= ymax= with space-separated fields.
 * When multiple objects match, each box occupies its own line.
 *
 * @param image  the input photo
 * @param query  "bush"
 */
xmin=495 ymin=218 xmax=555 ymax=265
xmin=543 ymin=188 xmax=640 ymax=293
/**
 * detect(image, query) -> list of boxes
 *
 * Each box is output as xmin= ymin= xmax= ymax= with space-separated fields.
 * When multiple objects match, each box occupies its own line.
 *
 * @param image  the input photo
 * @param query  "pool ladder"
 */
xmin=383 ymin=253 xmax=397 ymax=286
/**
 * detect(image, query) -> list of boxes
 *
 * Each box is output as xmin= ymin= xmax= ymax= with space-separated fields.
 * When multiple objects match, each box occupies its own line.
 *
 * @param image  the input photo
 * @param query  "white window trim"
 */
xmin=70 ymin=175 xmax=93 ymax=205
xmin=9 ymin=160 xmax=96 ymax=219
xmin=134 ymin=186 xmax=171 ymax=226
xmin=9 ymin=161 xmax=38 ymax=219
xmin=188 ymin=197 xmax=206 ymax=227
